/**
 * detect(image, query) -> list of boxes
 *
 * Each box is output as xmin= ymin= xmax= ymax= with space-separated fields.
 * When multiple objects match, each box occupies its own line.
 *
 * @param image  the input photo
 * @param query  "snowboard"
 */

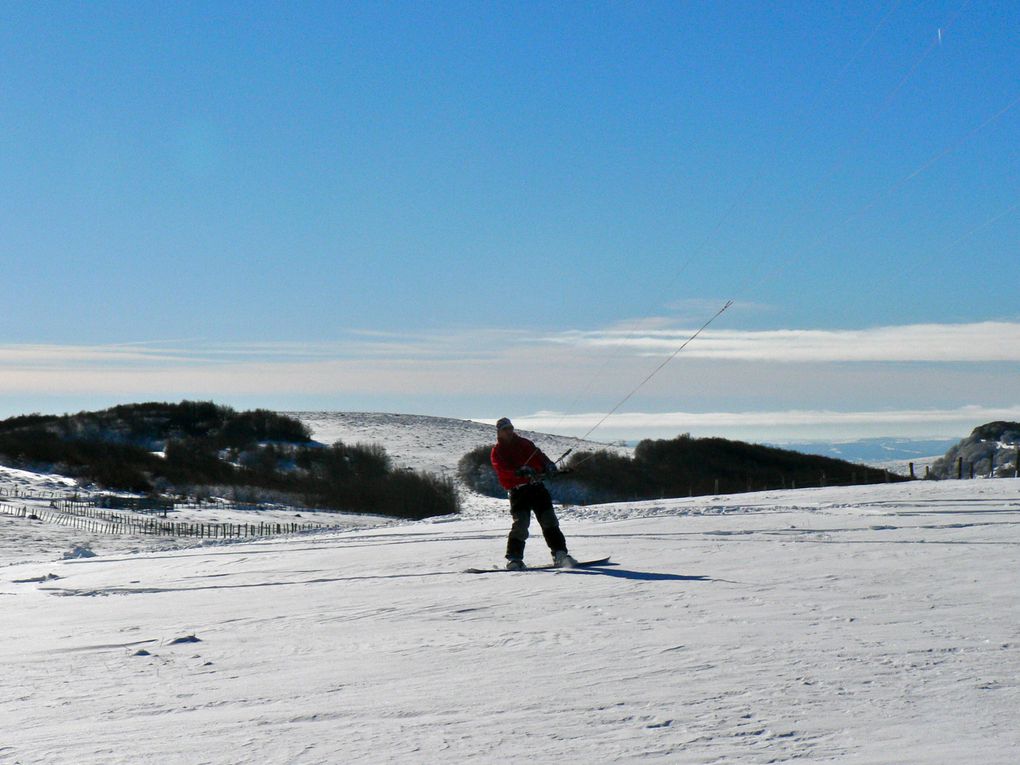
xmin=464 ymin=556 xmax=611 ymax=574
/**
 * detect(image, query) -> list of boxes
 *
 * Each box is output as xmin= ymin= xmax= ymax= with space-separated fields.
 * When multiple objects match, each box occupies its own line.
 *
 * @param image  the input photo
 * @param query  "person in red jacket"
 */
xmin=490 ymin=417 xmax=577 ymax=570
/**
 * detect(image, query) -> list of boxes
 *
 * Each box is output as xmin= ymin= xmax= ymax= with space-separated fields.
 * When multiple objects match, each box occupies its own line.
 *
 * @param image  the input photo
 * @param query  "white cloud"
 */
xmin=544 ymin=321 xmax=1020 ymax=363
xmin=5 ymin=320 xmax=1016 ymax=377
xmin=0 ymin=320 xmax=1017 ymax=441
xmin=0 ymin=343 xmax=190 ymax=366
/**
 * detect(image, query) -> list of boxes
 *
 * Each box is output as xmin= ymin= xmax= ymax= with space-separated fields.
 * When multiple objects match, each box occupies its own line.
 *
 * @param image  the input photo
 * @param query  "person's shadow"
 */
xmin=561 ymin=562 xmax=710 ymax=582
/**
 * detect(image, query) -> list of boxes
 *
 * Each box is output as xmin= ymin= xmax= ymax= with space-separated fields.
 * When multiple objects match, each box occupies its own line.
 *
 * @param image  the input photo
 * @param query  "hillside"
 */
xmin=0 ymin=401 xmax=312 ymax=491
xmin=298 ymin=415 xmax=908 ymax=506
xmin=290 ymin=411 xmax=627 ymax=477
xmin=0 ymin=402 xmax=456 ymax=519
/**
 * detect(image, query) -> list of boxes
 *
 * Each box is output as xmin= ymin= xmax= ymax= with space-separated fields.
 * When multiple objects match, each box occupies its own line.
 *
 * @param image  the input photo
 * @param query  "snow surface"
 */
xmin=2 ymin=415 xmax=1019 ymax=764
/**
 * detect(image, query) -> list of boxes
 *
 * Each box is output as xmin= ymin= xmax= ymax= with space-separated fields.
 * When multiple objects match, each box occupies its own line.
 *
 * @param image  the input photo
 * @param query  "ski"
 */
xmin=464 ymin=556 xmax=611 ymax=574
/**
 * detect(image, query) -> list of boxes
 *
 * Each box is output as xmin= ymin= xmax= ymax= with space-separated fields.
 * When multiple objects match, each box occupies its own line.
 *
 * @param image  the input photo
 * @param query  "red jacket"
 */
xmin=491 ymin=435 xmax=553 ymax=491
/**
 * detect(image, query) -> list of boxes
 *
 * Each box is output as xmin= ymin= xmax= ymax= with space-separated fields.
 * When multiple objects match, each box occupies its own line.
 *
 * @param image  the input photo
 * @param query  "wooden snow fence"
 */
xmin=0 ymin=501 xmax=340 ymax=539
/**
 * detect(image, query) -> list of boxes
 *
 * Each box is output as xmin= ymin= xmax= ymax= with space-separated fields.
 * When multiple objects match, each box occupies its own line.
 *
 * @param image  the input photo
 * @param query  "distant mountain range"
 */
xmin=765 ymin=437 xmax=962 ymax=466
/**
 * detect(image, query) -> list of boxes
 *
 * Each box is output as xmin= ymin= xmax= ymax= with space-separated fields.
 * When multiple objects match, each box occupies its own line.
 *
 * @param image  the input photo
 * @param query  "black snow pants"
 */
xmin=506 ymin=482 xmax=567 ymax=561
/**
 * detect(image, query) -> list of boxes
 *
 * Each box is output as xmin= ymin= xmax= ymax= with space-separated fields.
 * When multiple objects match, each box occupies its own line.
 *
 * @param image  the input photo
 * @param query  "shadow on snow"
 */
xmin=557 ymin=563 xmax=711 ymax=582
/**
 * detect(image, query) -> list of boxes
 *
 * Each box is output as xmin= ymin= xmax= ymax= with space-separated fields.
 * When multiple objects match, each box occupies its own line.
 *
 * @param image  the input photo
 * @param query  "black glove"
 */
xmin=514 ymin=466 xmax=536 ymax=477
xmin=544 ymin=461 xmax=558 ymax=475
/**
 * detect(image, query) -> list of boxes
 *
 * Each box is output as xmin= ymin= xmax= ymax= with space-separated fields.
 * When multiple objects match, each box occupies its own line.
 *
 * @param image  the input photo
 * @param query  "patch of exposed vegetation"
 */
xmin=930 ymin=421 xmax=1020 ymax=479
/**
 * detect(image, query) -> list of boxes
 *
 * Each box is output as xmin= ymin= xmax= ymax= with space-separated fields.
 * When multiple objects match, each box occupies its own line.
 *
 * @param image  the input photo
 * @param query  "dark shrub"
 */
xmin=460 ymin=433 xmax=907 ymax=505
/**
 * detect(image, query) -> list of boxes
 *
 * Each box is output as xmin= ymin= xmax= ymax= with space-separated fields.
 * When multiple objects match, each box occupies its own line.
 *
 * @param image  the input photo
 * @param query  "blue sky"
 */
xmin=2 ymin=1 xmax=1018 ymax=442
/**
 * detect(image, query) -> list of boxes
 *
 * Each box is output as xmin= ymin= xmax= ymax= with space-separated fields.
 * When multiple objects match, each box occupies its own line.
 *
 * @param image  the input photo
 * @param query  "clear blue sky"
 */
xmin=2 ymin=1 xmax=1018 ymax=441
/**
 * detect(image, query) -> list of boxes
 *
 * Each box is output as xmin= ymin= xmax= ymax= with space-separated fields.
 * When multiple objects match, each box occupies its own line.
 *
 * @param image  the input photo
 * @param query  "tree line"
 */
xmin=459 ymin=433 xmax=906 ymax=504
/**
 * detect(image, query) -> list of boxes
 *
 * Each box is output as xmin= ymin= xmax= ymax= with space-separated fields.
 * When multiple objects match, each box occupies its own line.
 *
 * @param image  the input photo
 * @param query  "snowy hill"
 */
xmin=2 ymin=414 xmax=1019 ymax=764
xmin=290 ymin=411 xmax=627 ymax=478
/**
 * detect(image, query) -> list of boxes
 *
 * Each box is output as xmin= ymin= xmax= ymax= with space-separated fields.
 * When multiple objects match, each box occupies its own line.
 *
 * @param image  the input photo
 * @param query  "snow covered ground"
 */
xmin=2 ymin=415 xmax=1018 ymax=764
xmin=0 ymin=462 xmax=394 ymax=569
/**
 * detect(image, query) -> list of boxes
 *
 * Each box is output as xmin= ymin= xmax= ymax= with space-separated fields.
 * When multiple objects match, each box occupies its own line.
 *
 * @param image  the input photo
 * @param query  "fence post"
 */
xmin=957 ymin=457 xmax=963 ymax=479
xmin=909 ymin=463 xmax=915 ymax=480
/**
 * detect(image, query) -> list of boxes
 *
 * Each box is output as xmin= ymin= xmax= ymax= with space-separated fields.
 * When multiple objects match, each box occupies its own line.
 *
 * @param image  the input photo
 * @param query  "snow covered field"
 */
xmin=2 ymin=416 xmax=1018 ymax=764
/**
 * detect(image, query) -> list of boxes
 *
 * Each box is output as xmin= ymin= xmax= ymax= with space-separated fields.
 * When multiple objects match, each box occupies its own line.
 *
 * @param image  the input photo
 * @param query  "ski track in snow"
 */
xmin=0 ymin=413 xmax=1018 ymax=763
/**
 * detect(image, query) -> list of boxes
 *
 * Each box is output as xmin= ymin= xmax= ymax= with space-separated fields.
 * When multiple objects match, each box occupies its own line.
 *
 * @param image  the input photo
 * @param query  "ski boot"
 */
xmin=553 ymin=550 xmax=578 ymax=568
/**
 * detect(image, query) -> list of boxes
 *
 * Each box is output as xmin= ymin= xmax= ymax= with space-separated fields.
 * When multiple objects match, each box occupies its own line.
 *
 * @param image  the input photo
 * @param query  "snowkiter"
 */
xmin=490 ymin=417 xmax=576 ymax=571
